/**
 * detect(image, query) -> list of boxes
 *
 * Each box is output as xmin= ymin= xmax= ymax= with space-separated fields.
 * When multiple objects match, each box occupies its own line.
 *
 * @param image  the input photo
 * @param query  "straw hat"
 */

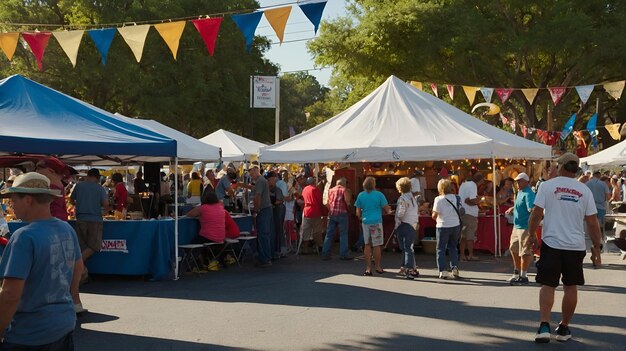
xmin=0 ymin=172 xmax=62 ymax=197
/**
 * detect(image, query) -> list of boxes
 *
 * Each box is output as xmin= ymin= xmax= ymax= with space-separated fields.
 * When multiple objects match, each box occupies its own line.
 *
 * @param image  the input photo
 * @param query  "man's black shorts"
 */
xmin=535 ymin=241 xmax=586 ymax=287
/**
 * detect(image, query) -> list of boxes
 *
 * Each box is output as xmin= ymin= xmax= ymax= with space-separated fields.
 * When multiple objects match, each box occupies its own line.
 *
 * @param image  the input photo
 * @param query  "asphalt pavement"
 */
xmin=75 ymin=248 xmax=626 ymax=351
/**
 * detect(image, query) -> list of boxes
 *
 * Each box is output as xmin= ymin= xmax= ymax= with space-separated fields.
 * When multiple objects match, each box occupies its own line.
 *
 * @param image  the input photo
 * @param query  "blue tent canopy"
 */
xmin=0 ymin=75 xmax=176 ymax=161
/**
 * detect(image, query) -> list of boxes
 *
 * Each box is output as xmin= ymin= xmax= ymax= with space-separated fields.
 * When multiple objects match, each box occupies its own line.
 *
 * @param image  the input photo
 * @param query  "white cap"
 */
xmin=514 ymin=172 xmax=529 ymax=182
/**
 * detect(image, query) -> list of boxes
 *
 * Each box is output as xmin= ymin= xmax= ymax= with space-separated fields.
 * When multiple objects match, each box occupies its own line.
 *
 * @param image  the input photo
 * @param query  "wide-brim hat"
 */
xmin=0 ymin=172 xmax=62 ymax=197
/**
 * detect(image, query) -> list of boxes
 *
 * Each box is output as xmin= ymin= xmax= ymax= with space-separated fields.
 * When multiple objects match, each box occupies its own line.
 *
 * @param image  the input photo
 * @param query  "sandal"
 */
xmin=376 ymin=269 xmax=385 ymax=274
xmin=363 ymin=271 xmax=373 ymax=276
xmin=408 ymin=269 xmax=420 ymax=278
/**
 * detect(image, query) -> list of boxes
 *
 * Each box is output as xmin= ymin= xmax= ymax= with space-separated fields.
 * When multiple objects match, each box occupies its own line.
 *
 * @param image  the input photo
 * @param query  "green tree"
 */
xmin=309 ymin=0 xmax=626 ymax=146
xmin=0 ymin=0 xmax=279 ymax=143
xmin=278 ymin=72 xmax=328 ymax=139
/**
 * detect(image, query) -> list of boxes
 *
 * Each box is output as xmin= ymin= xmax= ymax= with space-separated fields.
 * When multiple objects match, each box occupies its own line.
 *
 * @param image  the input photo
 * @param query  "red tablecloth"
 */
xmin=417 ymin=215 xmax=513 ymax=255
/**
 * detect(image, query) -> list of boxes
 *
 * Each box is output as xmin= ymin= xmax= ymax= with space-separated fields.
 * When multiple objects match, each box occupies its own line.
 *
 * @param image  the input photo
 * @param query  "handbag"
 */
xmin=445 ymin=195 xmax=464 ymax=224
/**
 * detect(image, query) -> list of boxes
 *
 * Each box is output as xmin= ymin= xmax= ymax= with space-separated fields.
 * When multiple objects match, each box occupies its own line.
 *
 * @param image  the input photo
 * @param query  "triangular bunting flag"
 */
xmin=522 ymin=125 xmax=528 ymax=138
xmin=53 ymin=30 xmax=84 ymax=67
xmin=264 ymin=6 xmax=292 ymax=45
xmin=575 ymin=85 xmax=594 ymax=105
xmin=0 ymin=32 xmax=20 ymax=61
xmin=117 ymin=25 xmax=151 ymax=62
xmin=430 ymin=83 xmax=438 ymax=97
xmin=154 ymin=21 xmax=186 ymax=60
xmin=298 ymin=1 xmax=327 ymax=34
xmin=521 ymin=88 xmax=538 ymax=104
xmin=548 ymin=87 xmax=566 ymax=106
xmin=410 ymin=81 xmax=423 ymax=91
xmin=231 ymin=12 xmax=263 ymax=52
xmin=586 ymin=112 xmax=598 ymax=136
xmin=21 ymin=32 xmax=52 ymax=71
xmin=604 ymin=81 xmax=625 ymax=100
xmin=620 ymin=123 xmax=626 ymax=137
xmin=605 ymin=123 xmax=621 ymax=140
xmin=88 ymin=28 xmax=116 ymax=64
xmin=462 ymin=86 xmax=479 ymax=106
xmin=191 ymin=18 xmax=223 ymax=56
xmin=496 ymin=88 xmax=513 ymax=103
xmin=480 ymin=87 xmax=493 ymax=103
xmin=510 ymin=118 xmax=516 ymax=132
xmin=560 ymin=113 xmax=576 ymax=140
xmin=446 ymin=85 xmax=455 ymax=100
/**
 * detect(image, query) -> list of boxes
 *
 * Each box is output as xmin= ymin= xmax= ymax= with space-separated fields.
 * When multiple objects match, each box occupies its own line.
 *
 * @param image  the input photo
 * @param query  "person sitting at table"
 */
xmin=186 ymin=172 xmax=203 ymax=205
xmin=496 ymin=177 xmax=515 ymax=208
xmin=225 ymin=210 xmax=240 ymax=239
xmin=133 ymin=170 xmax=148 ymax=194
xmin=112 ymin=173 xmax=128 ymax=220
xmin=185 ymin=190 xmax=226 ymax=267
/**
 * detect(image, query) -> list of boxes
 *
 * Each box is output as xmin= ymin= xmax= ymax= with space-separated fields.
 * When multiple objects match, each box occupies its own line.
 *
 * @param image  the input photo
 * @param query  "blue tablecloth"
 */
xmin=5 ymin=215 xmax=253 ymax=280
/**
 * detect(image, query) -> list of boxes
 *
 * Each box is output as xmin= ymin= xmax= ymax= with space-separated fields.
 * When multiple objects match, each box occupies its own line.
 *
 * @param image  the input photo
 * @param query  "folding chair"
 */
xmin=203 ymin=242 xmax=225 ymax=262
xmin=178 ymin=244 xmax=204 ymax=277
xmin=223 ymin=238 xmax=240 ymax=266
xmin=235 ymin=231 xmax=257 ymax=263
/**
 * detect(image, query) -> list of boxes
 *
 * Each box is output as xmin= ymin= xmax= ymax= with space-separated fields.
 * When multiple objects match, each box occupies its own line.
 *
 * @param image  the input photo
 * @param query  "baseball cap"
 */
xmin=514 ymin=172 xmax=529 ymax=182
xmin=556 ymin=152 xmax=579 ymax=166
xmin=0 ymin=172 xmax=62 ymax=197
xmin=87 ymin=168 xmax=100 ymax=178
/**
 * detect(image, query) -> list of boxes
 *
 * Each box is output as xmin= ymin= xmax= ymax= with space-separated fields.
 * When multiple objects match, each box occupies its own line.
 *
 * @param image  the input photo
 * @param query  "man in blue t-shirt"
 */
xmin=505 ymin=173 xmax=535 ymax=285
xmin=0 ymin=172 xmax=83 ymax=349
xmin=69 ymin=168 xmax=108 ymax=313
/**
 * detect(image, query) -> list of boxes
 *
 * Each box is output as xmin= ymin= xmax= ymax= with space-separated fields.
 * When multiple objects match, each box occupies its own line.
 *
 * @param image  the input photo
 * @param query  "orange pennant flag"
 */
xmin=154 ymin=21 xmax=186 ymax=60
xmin=521 ymin=88 xmax=539 ymax=104
xmin=0 ymin=32 xmax=20 ymax=61
xmin=410 ymin=81 xmax=423 ymax=91
xmin=264 ymin=6 xmax=292 ymax=44
xmin=462 ymin=86 xmax=480 ymax=106
xmin=118 ymin=25 xmax=151 ymax=62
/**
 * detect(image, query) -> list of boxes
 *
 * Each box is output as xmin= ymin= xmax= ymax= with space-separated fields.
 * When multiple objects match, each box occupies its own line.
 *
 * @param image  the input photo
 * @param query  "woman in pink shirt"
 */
xmin=186 ymin=191 xmax=225 ymax=244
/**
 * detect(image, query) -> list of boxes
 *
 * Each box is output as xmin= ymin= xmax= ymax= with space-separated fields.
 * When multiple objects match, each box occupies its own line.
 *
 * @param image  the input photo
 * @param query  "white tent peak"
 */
xmin=260 ymin=75 xmax=550 ymax=163
xmin=200 ymin=129 xmax=266 ymax=161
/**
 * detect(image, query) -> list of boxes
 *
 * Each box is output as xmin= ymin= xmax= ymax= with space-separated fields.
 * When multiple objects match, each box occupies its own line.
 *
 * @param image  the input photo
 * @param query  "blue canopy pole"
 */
xmin=174 ymin=157 xmax=180 ymax=279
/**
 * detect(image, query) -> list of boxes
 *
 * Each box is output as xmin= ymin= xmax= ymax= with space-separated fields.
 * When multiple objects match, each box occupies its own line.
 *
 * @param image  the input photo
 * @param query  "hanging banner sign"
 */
xmin=250 ymin=76 xmax=277 ymax=108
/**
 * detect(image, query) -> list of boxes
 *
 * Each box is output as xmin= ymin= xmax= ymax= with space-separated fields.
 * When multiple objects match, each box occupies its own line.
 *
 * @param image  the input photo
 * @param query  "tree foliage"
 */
xmin=0 ymin=0 xmax=280 ymax=143
xmin=309 ymin=0 xmax=626 ymax=145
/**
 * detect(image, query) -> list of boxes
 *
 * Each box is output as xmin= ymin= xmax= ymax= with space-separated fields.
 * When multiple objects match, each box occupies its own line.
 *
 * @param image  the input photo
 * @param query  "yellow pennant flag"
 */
xmin=410 ymin=81 xmax=423 ymax=91
xmin=53 ymin=30 xmax=84 ymax=67
xmin=264 ymin=6 xmax=292 ymax=45
xmin=605 ymin=123 xmax=622 ymax=140
xmin=118 ymin=25 xmax=151 ymax=62
xmin=0 ymin=32 xmax=20 ymax=61
xmin=521 ymin=88 xmax=539 ymax=104
xmin=604 ymin=81 xmax=625 ymax=100
xmin=462 ymin=86 xmax=480 ymax=106
xmin=154 ymin=21 xmax=186 ymax=60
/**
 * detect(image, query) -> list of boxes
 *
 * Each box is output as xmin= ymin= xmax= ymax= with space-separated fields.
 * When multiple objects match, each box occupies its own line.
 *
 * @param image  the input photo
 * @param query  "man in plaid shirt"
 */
xmin=321 ymin=177 xmax=353 ymax=260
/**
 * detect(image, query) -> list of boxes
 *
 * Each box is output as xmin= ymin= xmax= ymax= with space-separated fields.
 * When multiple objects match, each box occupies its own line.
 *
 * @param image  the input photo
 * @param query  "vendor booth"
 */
xmin=199 ymin=129 xmax=265 ymax=161
xmin=260 ymin=75 xmax=551 ymax=255
xmin=0 ymin=74 xmax=224 ymax=279
xmin=581 ymin=138 xmax=626 ymax=167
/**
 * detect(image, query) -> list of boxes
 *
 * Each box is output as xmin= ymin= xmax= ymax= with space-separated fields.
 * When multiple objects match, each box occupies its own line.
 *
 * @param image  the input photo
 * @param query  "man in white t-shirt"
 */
xmin=458 ymin=172 xmax=484 ymax=261
xmin=410 ymin=171 xmax=422 ymax=198
xmin=528 ymin=152 xmax=603 ymax=344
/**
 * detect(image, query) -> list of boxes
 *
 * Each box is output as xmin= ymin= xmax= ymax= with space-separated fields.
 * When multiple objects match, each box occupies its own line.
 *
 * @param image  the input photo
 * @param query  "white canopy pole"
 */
xmin=174 ymin=157 xmax=179 ymax=279
xmin=492 ymin=155 xmax=498 ymax=257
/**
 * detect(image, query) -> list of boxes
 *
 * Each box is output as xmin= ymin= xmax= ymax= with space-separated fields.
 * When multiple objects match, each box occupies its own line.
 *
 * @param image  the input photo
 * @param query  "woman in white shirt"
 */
xmin=394 ymin=177 xmax=420 ymax=279
xmin=432 ymin=179 xmax=462 ymax=279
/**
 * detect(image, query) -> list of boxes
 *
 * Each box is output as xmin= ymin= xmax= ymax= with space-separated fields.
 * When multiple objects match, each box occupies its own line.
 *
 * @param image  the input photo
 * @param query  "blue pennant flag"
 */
xmin=575 ymin=85 xmax=594 ymax=105
xmin=299 ymin=1 xmax=327 ymax=34
xmin=231 ymin=12 xmax=263 ymax=52
xmin=88 ymin=28 xmax=116 ymax=65
xmin=587 ymin=113 xmax=598 ymax=148
xmin=560 ymin=113 xmax=577 ymax=141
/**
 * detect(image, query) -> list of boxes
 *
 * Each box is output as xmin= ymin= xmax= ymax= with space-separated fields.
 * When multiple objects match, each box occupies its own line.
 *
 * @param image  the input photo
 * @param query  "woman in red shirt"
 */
xmin=186 ymin=191 xmax=225 ymax=244
xmin=112 ymin=173 xmax=128 ymax=219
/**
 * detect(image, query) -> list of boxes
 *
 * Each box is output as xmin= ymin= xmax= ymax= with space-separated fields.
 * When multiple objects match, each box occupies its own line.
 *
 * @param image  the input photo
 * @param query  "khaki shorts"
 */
xmin=460 ymin=214 xmax=477 ymax=241
xmin=362 ymin=223 xmax=384 ymax=247
xmin=76 ymin=220 xmax=104 ymax=252
xmin=301 ymin=217 xmax=324 ymax=245
xmin=509 ymin=228 xmax=532 ymax=256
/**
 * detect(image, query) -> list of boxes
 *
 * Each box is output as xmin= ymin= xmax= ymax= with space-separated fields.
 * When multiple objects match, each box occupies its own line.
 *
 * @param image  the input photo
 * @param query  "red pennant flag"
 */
xmin=510 ymin=118 xmax=516 ymax=132
xmin=192 ymin=18 xmax=223 ymax=56
xmin=548 ymin=87 xmax=567 ymax=106
xmin=429 ymin=83 xmax=438 ymax=98
xmin=522 ymin=125 xmax=527 ymax=137
xmin=21 ymin=32 xmax=52 ymax=71
xmin=500 ymin=113 xmax=508 ymax=125
xmin=446 ymin=85 xmax=454 ymax=100
xmin=496 ymin=88 xmax=513 ymax=103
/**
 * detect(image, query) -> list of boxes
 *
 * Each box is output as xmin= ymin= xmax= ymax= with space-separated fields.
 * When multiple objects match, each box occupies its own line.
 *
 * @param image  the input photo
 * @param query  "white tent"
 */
xmin=581 ymin=139 xmax=626 ymax=167
xmin=260 ymin=76 xmax=551 ymax=163
xmin=199 ymin=129 xmax=265 ymax=161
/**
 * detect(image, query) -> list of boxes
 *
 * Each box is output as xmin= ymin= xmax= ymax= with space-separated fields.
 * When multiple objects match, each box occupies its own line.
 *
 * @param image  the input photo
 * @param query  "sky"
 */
xmin=256 ymin=0 xmax=348 ymax=87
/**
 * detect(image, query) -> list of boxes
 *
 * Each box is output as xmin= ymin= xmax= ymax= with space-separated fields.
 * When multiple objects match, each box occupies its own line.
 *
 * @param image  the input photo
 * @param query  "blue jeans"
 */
xmin=322 ymin=213 xmax=349 ymax=257
xmin=396 ymin=223 xmax=416 ymax=269
xmin=256 ymin=207 xmax=273 ymax=263
xmin=436 ymin=225 xmax=461 ymax=272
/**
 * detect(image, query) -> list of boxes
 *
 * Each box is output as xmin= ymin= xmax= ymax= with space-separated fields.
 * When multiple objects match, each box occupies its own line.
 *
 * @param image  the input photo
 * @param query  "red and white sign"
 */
xmin=101 ymin=239 xmax=128 ymax=253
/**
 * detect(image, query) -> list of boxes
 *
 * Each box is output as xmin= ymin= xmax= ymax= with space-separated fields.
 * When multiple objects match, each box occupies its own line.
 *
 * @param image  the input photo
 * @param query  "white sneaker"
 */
xmin=507 ymin=274 xmax=520 ymax=282
xmin=438 ymin=271 xmax=447 ymax=279
xmin=451 ymin=266 xmax=460 ymax=278
xmin=74 ymin=303 xmax=88 ymax=314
